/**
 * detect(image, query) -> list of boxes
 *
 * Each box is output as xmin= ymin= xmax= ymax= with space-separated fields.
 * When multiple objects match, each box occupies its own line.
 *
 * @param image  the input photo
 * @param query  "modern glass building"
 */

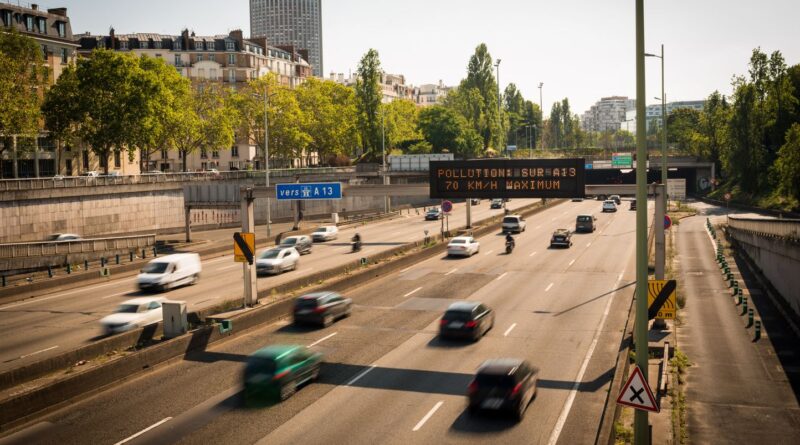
xmin=250 ymin=0 xmax=322 ymax=77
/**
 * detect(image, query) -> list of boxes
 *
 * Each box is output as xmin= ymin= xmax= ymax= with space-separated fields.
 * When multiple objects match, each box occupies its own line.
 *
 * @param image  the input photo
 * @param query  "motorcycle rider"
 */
xmin=352 ymin=232 xmax=362 ymax=251
xmin=505 ymin=232 xmax=515 ymax=250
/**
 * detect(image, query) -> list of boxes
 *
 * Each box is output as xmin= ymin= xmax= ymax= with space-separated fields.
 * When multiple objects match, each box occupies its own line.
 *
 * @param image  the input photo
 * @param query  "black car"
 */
xmin=630 ymin=199 xmax=637 ymax=210
xmin=279 ymin=235 xmax=313 ymax=255
xmin=425 ymin=208 xmax=443 ymax=220
xmin=575 ymin=215 xmax=596 ymax=233
xmin=550 ymin=229 xmax=573 ymax=248
xmin=439 ymin=301 xmax=494 ymax=341
xmin=468 ymin=358 xmax=538 ymax=421
xmin=490 ymin=199 xmax=504 ymax=209
xmin=293 ymin=291 xmax=352 ymax=327
xmin=610 ymin=195 xmax=622 ymax=205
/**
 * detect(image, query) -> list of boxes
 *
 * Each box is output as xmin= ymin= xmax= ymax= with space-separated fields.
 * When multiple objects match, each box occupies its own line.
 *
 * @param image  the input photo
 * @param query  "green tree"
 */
xmin=462 ymin=43 xmax=501 ymax=150
xmin=418 ymin=106 xmax=482 ymax=157
xmin=549 ymin=102 xmax=563 ymax=148
xmin=383 ymin=99 xmax=421 ymax=150
xmin=354 ymin=49 xmax=382 ymax=160
xmin=170 ymin=82 xmax=237 ymax=172
xmin=443 ymin=85 xmax=485 ymax=140
xmin=667 ymin=108 xmax=701 ymax=152
xmin=773 ymin=123 xmax=800 ymax=202
xmin=297 ymin=77 xmax=358 ymax=164
xmin=692 ymin=91 xmax=730 ymax=174
xmin=726 ymin=80 xmax=767 ymax=193
xmin=0 ymin=28 xmax=49 ymax=172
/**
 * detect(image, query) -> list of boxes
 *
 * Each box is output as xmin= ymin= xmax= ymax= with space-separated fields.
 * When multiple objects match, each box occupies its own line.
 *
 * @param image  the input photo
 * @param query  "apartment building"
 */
xmin=329 ymin=71 xmax=416 ymax=103
xmin=580 ymin=96 xmax=635 ymax=133
xmin=414 ymin=81 xmax=452 ymax=107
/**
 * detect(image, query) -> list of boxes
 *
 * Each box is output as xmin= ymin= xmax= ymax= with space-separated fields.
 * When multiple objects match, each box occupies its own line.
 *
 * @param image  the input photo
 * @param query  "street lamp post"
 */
xmin=538 ymin=82 xmax=544 ymax=150
xmin=645 ymin=44 xmax=667 ymax=195
xmin=263 ymin=86 xmax=273 ymax=239
xmin=381 ymin=106 xmax=389 ymax=213
xmin=495 ymin=59 xmax=502 ymax=154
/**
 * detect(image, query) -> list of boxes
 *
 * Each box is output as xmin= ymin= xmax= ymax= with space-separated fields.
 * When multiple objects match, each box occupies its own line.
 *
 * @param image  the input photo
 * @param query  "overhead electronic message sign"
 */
xmin=429 ymin=158 xmax=586 ymax=199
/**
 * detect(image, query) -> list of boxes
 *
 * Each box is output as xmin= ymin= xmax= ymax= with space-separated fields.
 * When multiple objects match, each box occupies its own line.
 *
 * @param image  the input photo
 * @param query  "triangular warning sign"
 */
xmin=616 ymin=365 xmax=660 ymax=413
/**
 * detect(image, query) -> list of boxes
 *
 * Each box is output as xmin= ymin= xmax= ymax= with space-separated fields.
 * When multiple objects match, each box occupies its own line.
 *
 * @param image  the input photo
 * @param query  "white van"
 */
xmin=137 ymin=253 xmax=201 ymax=292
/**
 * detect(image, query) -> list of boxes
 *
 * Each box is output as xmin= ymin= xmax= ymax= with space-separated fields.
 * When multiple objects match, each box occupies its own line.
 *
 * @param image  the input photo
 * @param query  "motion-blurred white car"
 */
xmin=256 ymin=247 xmax=300 ymax=275
xmin=312 ymin=226 xmax=339 ymax=242
xmin=100 ymin=297 xmax=166 ymax=335
xmin=447 ymin=236 xmax=480 ymax=257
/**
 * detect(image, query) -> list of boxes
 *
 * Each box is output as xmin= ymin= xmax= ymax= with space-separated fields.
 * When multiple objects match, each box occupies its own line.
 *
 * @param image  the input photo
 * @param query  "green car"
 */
xmin=243 ymin=345 xmax=323 ymax=401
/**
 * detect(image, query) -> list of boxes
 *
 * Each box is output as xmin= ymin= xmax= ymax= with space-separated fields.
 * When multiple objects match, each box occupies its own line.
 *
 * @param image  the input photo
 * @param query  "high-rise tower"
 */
xmin=250 ymin=0 xmax=322 ymax=77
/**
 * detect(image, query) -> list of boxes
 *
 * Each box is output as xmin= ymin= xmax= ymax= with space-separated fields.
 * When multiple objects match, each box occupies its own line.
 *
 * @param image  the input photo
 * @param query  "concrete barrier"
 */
xmin=0 ymin=199 xmax=559 ymax=429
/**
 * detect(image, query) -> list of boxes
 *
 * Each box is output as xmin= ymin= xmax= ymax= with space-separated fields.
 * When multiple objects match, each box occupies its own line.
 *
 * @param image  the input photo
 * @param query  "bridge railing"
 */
xmin=728 ymin=216 xmax=800 ymax=241
xmin=0 ymin=234 xmax=157 ymax=260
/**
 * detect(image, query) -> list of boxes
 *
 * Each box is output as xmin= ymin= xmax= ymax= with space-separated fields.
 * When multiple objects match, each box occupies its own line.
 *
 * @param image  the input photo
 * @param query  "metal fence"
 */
xmin=728 ymin=216 xmax=800 ymax=241
xmin=0 ymin=167 xmax=356 ymax=191
xmin=0 ymin=234 xmax=157 ymax=259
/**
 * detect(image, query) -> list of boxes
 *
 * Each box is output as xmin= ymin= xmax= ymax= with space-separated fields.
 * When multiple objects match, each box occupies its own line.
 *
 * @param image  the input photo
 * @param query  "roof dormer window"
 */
xmin=226 ymin=41 xmax=235 ymax=51
xmin=139 ymin=40 xmax=147 ymax=49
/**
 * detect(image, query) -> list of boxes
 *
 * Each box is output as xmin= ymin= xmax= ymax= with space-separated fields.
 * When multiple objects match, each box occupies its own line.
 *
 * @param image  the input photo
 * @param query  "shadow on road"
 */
xmin=552 ymin=281 xmax=635 ymax=317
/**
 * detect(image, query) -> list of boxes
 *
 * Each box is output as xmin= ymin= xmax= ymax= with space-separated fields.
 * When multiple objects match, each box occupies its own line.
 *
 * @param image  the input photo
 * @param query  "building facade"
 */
xmin=414 ymin=81 xmax=452 ymax=107
xmin=329 ymin=71 xmax=416 ymax=103
xmin=626 ymin=100 xmax=707 ymax=135
xmin=250 ymin=0 xmax=322 ymax=77
xmin=0 ymin=2 xmax=80 ymax=178
xmin=77 ymin=29 xmax=313 ymax=172
xmin=580 ymin=96 xmax=635 ymax=133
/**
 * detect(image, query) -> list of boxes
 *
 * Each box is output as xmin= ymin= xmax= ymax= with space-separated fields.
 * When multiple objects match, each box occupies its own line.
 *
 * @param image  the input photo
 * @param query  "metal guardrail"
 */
xmin=0 ymin=234 xmax=157 ymax=259
xmin=0 ymin=167 xmax=356 ymax=191
xmin=728 ymin=216 xmax=800 ymax=240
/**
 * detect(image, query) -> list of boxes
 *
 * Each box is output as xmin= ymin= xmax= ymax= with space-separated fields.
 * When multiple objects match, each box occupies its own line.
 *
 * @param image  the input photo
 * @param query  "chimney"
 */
xmin=229 ymin=29 xmax=243 ymax=45
xmin=31 ymin=4 xmax=39 ymax=11
xmin=108 ymin=27 xmax=115 ymax=50
xmin=47 ymin=8 xmax=68 ymax=17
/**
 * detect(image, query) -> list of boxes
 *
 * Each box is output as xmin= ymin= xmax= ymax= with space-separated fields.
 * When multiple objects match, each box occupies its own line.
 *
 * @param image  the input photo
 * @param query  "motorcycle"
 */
xmin=351 ymin=240 xmax=362 ymax=253
xmin=505 ymin=240 xmax=515 ymax=254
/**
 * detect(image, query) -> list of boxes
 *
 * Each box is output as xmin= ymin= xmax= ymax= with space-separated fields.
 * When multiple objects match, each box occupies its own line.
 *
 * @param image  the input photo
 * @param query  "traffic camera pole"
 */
xmin=635 ymin=0 xmax=651 ymax=442
xmin=241 ymin=188 xmax=257 ymax=307
xmin=466 ymin=198 xmax=472 ymax=229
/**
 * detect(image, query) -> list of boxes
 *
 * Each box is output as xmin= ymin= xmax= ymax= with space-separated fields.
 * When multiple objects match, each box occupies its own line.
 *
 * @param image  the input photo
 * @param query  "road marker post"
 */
xmin=755 ymin=320 xmax=762 ymax=340
xmin=84 ymin=260 xmax=89 ymax=270
xmin=742 ymin=297 xmax=748 ymax=315
xmin=748 ymin=308 xmax=754 ymax=327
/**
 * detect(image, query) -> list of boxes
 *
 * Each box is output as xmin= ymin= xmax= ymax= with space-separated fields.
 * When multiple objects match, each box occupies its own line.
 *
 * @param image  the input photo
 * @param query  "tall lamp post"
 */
xmin=262 ymin=86 xmax=277 ymax=239
xmin=381 ymin=106 xmax=389 ymax=213
xmin=538 ymin=82 xmax=544 ymax=150
xmin=495 ymin=59 xmax=502 ymax=154
xmin=645 ymin=45 xmax=667 ymax=196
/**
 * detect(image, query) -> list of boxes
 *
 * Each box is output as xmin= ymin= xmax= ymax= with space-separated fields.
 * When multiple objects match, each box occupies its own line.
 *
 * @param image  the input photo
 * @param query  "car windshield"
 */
xmin=259 ymin=250 xmax=282 ymax=259
xmin=295 ymin=298 xmax=319 ymax=309
xmin=281 ymin=238 xmax=298 ymax=245
xmin=245 ymin=357 xmax=277 ymax=376
xmin=577 ymin=216 xmax=591 ymax=222
xmin=503 ymin=217 xmax=519 ymax=224
xmin=314 ymin=227 xmax=328 ymax=233
xmin=476 ymin=373 xmax=516 ymax=388
xmin=141 ymin=262 xmax=169 ymax=274
xmin=450 ymin=239 xmax=466 ymax=244
xmin=444 ymin=310 xmax=473 ymax=321
xmin=116 ymin=304 xmax=140 ymax=314
xmin=427 ymin=209 xmax=439 ymax=214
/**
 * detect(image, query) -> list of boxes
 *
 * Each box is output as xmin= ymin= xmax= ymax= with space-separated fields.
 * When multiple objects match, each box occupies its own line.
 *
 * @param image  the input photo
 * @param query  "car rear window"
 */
xmin=444 ymin=310 xmax=473 ymax=321
xmin=476 ymin=373 xmax=516 ymax=388
xmin=281 ymin=238 xmax=298 ymax=245
xmin=450 ymin=239 xmax=466 ymax=244
xmin=259 ymin=249 xmax=281 ymax=259
xmin=245 ymin=357 xmax=277 ymax=375
xmin=314 ymin=227 xmax=328 ymax=233
xmin=116 ymin=304 xmax=140 ymax=313
xmin=577 ymin=216 xmax=591 ymax=222
xmin=295 ymin=298 xmax=319 ymax=308
xmin=503 ymin=217 xmax=519 ymax=224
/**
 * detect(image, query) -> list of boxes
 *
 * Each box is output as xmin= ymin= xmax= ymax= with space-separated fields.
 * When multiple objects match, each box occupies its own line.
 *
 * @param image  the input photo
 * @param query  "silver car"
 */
xmin=256 ymin=247 xmax=300 ymax=275
xmin=312 ymin=226 xmax=339 ymax=242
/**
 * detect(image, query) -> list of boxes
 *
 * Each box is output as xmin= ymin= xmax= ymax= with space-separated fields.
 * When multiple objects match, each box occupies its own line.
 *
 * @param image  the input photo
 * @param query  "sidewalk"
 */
xmin=675 ymin=214 xmax=800 ymax=443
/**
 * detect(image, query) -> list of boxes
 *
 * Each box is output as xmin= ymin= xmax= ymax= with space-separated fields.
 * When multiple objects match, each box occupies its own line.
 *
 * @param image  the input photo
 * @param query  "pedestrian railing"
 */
xmin=0 ymin=234 xmax=156 ymax=260
xmin=727 ymin=216 xmax=800 ymax=241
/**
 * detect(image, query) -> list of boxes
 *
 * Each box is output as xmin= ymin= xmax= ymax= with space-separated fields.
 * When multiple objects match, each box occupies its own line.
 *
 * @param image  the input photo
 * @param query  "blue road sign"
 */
xmin=585 ymin=163 xmax=593 ymax=170
xmin=276 ymin=182 xmax=342 ymax=200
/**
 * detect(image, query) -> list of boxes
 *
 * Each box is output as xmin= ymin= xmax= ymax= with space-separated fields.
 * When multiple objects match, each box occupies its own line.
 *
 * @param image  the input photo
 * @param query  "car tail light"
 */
xmin=313 ymin=306 xmax=325 ymax=313
xmin=440 ymin=319 xmax=449 ymax=326
xmin=465 ymin=320 xmax=477 ymax=328
xmin=510 ymin=382 xmax=523 ymax=396
xmin=468 ymin=380 xmax=478 ymax=394
xmin=272 ymin=370 xmax=289 ymax=381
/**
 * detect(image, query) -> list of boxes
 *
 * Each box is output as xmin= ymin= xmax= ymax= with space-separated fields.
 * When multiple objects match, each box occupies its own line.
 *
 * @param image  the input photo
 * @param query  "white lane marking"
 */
xmin=503 ymin=323 xmax=517 ymax=337
xmin=445 ymin=268 xmax=458 ymax=276
xmin=403 ymin=287 xmax=423 ymax=298
xmin=545 ymin=283 xmax=554 ymax=292
xmin=1 ymin=279 xmax=133 ymax=309
xmin=400 ymin=265 xmax=413 ymax=274
xmin=114 ymin=417 xmax=172 ymax=445
xmin=530 ymin=251 xmax=538 ymax=257
xmin=483 ymin=250 xmax=494 ymax=256
xmin=19 ymin=345 xmax=59 ymax=359
xmin=587 ymin=242 xmax=592 ymax=247
xmin=347 ymin=365 xmax=376 ymax=386
xmin=618 ymin=273 xmax=624 ymax=281
xmin=219 ymin=264 xmax=241 ymax=271
xmin=413 ymin=401 xmax=444 ymax=431
xmin=496 ymin=272 xmax=508 ymax=281
xmin=308 ymin=332 xmax=337 ymax=348
xmin=101 ymin=290 xmax=131 ymax=300
xmin=547 ymin=272 xmax=623 ymax=445
xmin=568 ymin=259 xmax=576 ymax=267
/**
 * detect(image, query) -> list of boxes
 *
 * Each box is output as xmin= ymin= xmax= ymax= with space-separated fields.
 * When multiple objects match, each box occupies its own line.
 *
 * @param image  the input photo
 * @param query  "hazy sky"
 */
xmin=43 ymin=0 xmax=800 ymax=114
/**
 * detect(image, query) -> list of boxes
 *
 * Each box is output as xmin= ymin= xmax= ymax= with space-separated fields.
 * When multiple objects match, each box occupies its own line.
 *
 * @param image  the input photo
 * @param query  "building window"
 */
xmin=212 ymin=150 xmax=220 ymax=159
xmin=207 ymin=41 xmax=214 ymax=51
xmin=226 ymin=41 xmax=235 ymax=51
xmin=231 ymin=145 xmax=239 ymax=158
xmin=161 ymin=149 xmax=169 ymax=160
xmin=120 ymin=40 xmax=128 ymax=50
xmin=228 ymin=53 xmax=235 ymax=65
xmin=154 ymin=40 xmax=162 ymax=49
xmin=40 ymin=44 xmax=48 ymax=58
xmin=228 ymin=69 xmax=235 ymax=83
xmin=37 ymin=17 xmax=46 ymax=34
xmin=26 ymin=16 xmax=33 ymax=31
xmin=60 ymin=48 xmax=68 ymax=64
xmin=174 ymin=39 xmax=182 ymax=50
xmin=200 ymin=149 xmax=207 ymax=159
xmin=56 ymin=22 xmax=65 ymax=37
xmin=174 ymin=54 xmax=181 ymax=66
xmin=1 ymin=10 xmax=11 ymax=27
xmin=114 ymin=150 xmax=121 ymax=168
xmin=82 ymin=151 xmax=89 ymax=169
xmin=201 ymin=162 xmax=208 ymax=171
xmin=139 ymin=40 xmax=148 ymax=49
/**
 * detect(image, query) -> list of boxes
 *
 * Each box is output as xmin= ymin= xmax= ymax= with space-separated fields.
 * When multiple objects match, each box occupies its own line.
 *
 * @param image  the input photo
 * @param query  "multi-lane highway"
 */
xmin=0 ymin=199 xmax=536 ymax=371
xmin=6 ymin=198 xmax=649 ymax=445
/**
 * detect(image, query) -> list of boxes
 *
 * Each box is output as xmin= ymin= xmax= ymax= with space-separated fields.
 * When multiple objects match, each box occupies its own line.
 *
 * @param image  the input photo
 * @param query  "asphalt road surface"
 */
xmin=4 ymin=198 xmax=651 ymax=445
xmin=0 ymin=199 xmax=536 ymax=371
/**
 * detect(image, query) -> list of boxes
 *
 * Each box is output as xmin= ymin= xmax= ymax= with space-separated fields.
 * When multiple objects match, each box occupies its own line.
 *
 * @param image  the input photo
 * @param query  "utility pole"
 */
xmin=381 ymin=107 xmax=389 ymax=213
xmin=634 ymin=0 xmax=651 ymax=443
xmin=263 ymin=85 xmax=272 ymax=239
xmin=495 ymin=59 xmax=502 ymax=154
xmin=538 ymin=82 xmax=544 ymax=150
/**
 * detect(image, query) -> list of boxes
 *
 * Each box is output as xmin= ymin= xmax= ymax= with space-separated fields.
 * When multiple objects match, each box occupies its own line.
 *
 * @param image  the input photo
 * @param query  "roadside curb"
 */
xmin=0 ymin=199 xmax=559 ymax=430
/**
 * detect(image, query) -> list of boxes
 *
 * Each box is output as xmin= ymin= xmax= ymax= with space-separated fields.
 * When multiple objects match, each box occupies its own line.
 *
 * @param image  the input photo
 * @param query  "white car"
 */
xmin=256 ymin=247 xmax=300 ymax=275
xmin=100 ymin=297 xmax=166 ymax=335
xmin=48 ymin=233 xmax=82 ymax=241
xmin=502 ymin=215 xmax=527 ymax=233
xmin=447 ymin=236 xmax=480 ymax=257
xmin=137 ymin=253 xmax=201 ymax=292
xmin=312 ymin=225 xmax=339 ymax=242
xmin=602 ymin=200 xmax=618 ymax=212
